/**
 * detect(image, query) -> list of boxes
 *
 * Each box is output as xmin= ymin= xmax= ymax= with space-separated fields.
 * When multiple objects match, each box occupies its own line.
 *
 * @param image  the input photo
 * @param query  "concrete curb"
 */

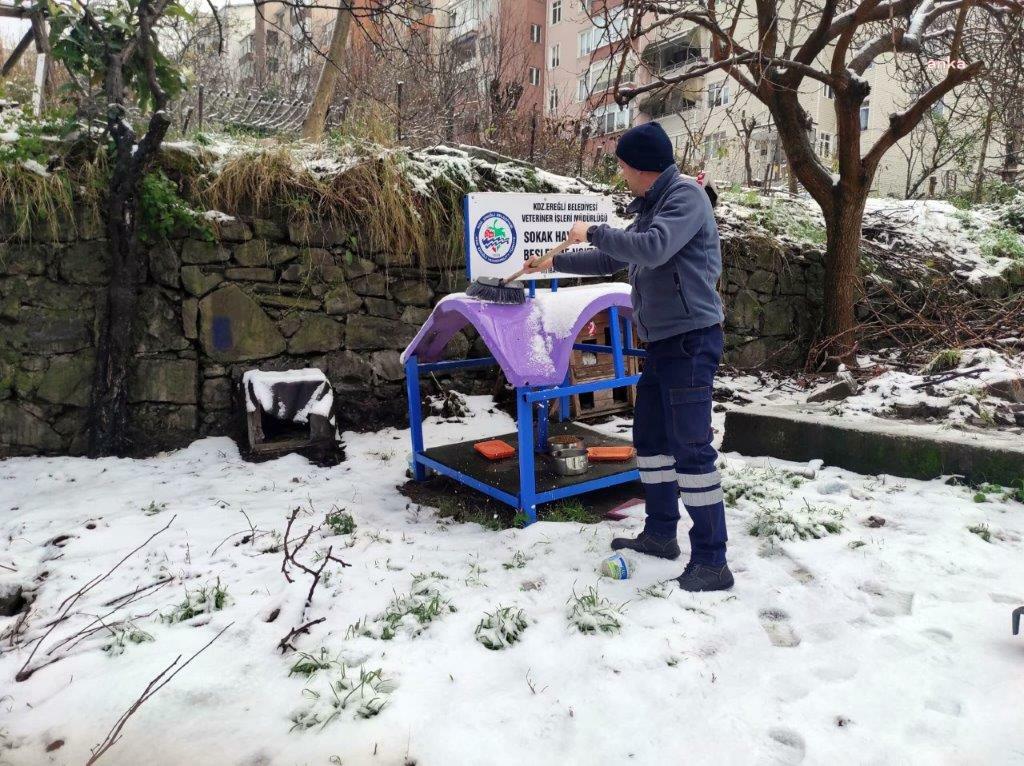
xmin=721 ymin=406 xmax=1024 ymax=486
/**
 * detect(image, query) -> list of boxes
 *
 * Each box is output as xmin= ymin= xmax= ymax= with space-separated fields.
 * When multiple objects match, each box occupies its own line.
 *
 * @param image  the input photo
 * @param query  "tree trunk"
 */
xmin=820 ymin=189 xmax=868 ymax=364
xmin=301 ymin=8 xmax=353 ymax=141
xmin=89 ymin=170 xmax=143 ymax=456
xmin=971 ymin=106 xmax=995 ymax=203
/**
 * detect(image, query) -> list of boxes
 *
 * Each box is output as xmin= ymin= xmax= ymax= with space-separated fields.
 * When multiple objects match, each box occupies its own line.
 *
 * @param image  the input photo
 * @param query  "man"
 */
xmin=524 ymin=121 xmax=731 ymax=592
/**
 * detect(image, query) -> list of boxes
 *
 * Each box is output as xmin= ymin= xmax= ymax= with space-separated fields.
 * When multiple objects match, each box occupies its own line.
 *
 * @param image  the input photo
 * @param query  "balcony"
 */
xmin=642 ymin=30 xmax=703 ymax=76
xmin=639 ymin=80 xmax=704 ymax=119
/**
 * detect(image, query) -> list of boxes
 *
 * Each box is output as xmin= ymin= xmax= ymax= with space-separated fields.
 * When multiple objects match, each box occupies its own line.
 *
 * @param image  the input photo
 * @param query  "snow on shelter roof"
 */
xmin=401 ymin=283 xmax=633 ymax=388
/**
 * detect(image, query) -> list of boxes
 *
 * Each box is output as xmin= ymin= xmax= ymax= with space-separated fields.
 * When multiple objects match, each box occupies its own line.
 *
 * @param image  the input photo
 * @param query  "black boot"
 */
xmin=610 ymin=531 xmax=681 ymax=560
xmin=675 ymin=562 xmax=734 ymax=592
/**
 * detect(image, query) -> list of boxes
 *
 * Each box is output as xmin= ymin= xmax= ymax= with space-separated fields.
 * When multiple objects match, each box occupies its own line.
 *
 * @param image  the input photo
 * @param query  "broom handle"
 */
xmin=505 ymin=237 xmax=572 ymax=284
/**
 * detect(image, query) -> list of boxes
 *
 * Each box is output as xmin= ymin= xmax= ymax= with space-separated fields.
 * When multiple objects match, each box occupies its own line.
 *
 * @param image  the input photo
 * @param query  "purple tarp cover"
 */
xmin=401 ymin=283 xmax=633 ymax=387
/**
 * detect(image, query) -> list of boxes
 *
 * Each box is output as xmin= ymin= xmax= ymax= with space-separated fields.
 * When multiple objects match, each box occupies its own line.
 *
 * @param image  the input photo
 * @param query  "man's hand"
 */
xmin=522 ymin=255 xmax=553 ymax=274
xmin=568 ymin=220 xmax=591 ymax=245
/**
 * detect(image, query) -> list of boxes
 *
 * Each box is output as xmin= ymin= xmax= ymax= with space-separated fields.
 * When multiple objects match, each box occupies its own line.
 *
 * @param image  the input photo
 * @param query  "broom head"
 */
xmin=465 ymin=277 xmax=526 ymax=304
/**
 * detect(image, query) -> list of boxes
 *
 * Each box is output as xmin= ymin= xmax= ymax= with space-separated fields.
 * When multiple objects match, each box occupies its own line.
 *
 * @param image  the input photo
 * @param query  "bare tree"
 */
xmin=301 ymin=5 xmax=353 ymax=139
xmin=46 ymin=0 xmax=203 ymax=454
xmin=895 ymin=82 xmax=978 ymax=198
xmin=602 ymin=0 xmax=1022 ymax=362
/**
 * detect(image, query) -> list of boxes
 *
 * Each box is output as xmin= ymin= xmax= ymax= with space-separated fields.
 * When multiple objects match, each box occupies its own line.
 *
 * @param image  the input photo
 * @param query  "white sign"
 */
xmin=464 ymin=192 xmax=616 ymax=281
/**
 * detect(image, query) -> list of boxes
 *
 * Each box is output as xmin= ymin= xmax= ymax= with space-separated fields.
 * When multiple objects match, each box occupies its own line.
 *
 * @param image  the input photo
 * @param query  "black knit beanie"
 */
xmin=615 ymin=121 xmax=675 ymax=172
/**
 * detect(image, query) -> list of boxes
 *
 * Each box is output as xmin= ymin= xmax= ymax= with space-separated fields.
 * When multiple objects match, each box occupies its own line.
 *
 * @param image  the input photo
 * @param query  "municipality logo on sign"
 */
xmin=474 ymin=212 xmax=517 ymax=264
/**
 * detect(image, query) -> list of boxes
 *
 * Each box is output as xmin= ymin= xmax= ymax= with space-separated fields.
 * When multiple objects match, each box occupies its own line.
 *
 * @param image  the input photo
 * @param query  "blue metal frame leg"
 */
xmin=516 ymin=387 xmax=537 ymax=523
xmin=535 ymin=393 xmax=549 ymax=453
xmin=558 ymin=371 xmax=571 ymax=423
xmin=404 ymin=355 xmax=427 ymax=481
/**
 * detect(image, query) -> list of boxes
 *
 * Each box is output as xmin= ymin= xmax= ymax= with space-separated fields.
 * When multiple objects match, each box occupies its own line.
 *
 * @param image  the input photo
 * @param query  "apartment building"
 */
xmin=542 ymin=3 xmax=1008 ymax=198
xmin=439 ymin=0 xmax=547 ymax=116
xmin=194 ymin=1 xmax=1009 ymax=198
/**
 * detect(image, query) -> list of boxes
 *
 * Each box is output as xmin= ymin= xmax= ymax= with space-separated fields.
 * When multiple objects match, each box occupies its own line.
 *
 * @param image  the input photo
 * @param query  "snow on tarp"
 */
xmin=401 ymin=283 xmax=633 ymax=387
xmin=242 ymin=368 xmax=334 ymax=424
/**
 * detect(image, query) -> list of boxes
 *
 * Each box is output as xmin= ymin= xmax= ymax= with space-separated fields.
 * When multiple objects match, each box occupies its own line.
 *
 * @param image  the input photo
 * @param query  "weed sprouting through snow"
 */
xmin=635 ymin=582 xmax=671 ymax=600
xmin=141 ymin=501 xmax=167 ymax=516
xmin=324 ymin=508 xmax=356 ymax=536
xmin=968 ymin=523 xmax=993 ymax=543
xmin=289 ymin=648 xmax=336 ymax=677
xmin=566 ymin=586 xmax=626 ymax=635
xmin=747 ymin=500 xmax=846 ymax=541
xmin=475 ymin=606 xmax=529 ymax=650
xmin=503 ymin=551 xmax=530 ymax=570
xmin=102 ymin=624 xmax=155 ymax=656
xmin=161 ymin=579 xmax=230 ymax=623
xmin=358 ymin=573 xmax=455 ymax=640
xmin=721 ymin=466 xmax=804 ymax=507
xmin=290 ymin=662 xmax=396 ymax=729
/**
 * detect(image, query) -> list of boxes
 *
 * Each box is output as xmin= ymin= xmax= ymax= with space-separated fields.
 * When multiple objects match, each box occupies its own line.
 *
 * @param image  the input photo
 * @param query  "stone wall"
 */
xmin=0 ymin=215 xmax=821 ymax=457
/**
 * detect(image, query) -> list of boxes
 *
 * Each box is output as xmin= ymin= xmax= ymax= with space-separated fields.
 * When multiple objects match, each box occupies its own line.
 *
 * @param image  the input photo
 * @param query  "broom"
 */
xmin=465 ymin=237 xmax=573 ymax=304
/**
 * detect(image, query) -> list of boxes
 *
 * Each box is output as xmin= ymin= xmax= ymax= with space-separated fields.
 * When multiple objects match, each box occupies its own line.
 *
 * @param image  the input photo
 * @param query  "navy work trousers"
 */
xmin=633 ymin=324 xmax=727 ymax=566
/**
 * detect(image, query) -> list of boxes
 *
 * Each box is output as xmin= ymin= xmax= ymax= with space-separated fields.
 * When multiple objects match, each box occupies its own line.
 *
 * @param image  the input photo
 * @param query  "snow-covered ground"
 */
xmin=722 ymin=348 xmax=1024 ymax=433
xmin=1 ymin=396 xmax=1023 ymax=765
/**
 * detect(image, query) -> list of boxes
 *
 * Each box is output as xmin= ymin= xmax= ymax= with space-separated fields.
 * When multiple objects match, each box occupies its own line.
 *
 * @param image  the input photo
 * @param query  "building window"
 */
xmin=579 ymin=29 xmax=594 ymax=57
xmin=707 ymin=81 xmax=730 ymax=108
xmin=550 ymin=43 xmax=560 ymax=69
xmin=531 ymin=23 xmax=541 ymax=43
xmin=529 ymin=67 xmax=540 ymax=86
xmin=551 ymin=0 xmax=561 ymax=24
xmin=859 ymin=98 xmax=870 ymax=130
xmin=592 ymin=103 xmax=634 ymax=136
xmin=577 ymin=72 xmax=589 ymax=101
xmin=703 ymin=131 xmax=727 ymax=162
xmin=816 ymin=131 xmax=833 ymax=158
xmin=549 ymin=87 xmax=559 ymax=111
xmin=578 ymin=11 xmax=631 ymax=57
xmin=824 ymin=83 xmax=835 ymax=99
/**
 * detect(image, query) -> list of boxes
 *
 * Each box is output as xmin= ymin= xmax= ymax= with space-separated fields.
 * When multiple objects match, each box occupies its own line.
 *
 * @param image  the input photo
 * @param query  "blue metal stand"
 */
xmin=405 ymin=310 xmax=644 ymax=525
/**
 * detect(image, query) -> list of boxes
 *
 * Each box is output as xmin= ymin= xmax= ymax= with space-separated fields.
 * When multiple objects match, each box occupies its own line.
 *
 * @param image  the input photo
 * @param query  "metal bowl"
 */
xmin=550 ymin=447 xmax=589 ymax=476
xmin=547 ymin=435 xmax=584 ymax=453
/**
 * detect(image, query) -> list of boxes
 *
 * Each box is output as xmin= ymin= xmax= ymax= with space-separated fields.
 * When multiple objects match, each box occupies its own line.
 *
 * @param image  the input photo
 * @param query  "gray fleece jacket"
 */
xmin=553 ymin=165 xmax=724 ymax=342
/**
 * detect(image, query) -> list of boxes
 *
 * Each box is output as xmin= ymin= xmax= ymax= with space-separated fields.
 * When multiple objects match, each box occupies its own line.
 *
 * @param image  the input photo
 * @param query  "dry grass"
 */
xmin=0 ymin=151 xmax=106 ymax=242
xmin=202 ymin=143 xmax=472 ymax=270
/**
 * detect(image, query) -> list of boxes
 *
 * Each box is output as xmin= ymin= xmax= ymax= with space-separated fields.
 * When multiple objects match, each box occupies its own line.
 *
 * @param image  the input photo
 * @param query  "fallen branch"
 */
xmin=101 ymin=577 xmax=174 ymax=609
xmin=912 ymin=366 xmax=988 ymax=389
xmin=86 ymin=623 xmax=232 ymax=765
xmin=16 ymin=517 xmax=175 ymax=682
xmin=277 ymin=617 xmax=326 ymax=654
xmin=278 ymin=505 xmax=350 ymax=654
